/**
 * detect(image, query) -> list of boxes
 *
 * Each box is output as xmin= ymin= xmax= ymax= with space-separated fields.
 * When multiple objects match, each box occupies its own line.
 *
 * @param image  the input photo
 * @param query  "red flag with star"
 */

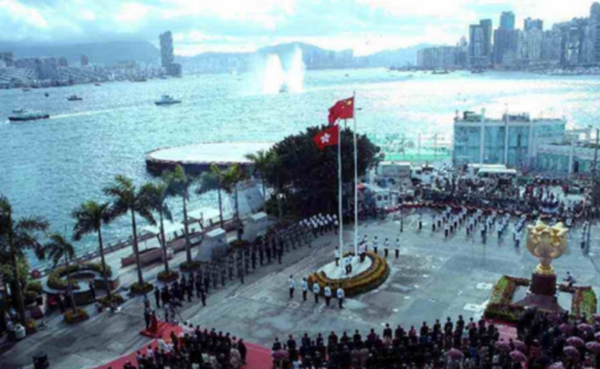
xmin=313 ymin=125 xmax=340 ymax=150
xmin=328 ymin=97 xmax=354 ymax=125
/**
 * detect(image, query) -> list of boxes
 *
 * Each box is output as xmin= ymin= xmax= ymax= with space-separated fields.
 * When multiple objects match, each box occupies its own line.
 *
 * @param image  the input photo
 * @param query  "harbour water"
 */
xmin=2 ymin=68 xmax=600 ymax=266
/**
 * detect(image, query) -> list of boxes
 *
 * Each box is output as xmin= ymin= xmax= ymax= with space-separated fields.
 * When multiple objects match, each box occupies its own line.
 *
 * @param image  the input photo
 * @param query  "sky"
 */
xmin=0 ymin=0 xmax=595 ymax=56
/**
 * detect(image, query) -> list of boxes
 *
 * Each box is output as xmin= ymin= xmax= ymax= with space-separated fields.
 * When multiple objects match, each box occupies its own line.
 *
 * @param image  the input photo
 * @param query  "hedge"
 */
xmin=157 ymin=270 xmax=180 ymax=283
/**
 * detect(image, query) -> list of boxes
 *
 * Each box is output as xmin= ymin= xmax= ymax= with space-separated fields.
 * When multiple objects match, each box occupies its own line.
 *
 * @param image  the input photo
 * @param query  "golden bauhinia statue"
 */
xmin=526 ymin=220 xmax=568 ymax=275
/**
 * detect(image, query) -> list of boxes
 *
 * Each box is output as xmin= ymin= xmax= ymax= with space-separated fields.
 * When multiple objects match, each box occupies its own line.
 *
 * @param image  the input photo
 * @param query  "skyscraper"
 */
xmin=524 ymin=18 xmax=544 ymax=31
xmin=81 ymin=54 xmax=89 ymax=66
xmin=159 ymin=31 xmax=174 ymax=68
xmin=469 ymin=19 xmax=493 ymax=67
xmin=500 ymin=12 xmax=515 ymax=30
xmin=591 ymin=2 xmax=600 ymax=63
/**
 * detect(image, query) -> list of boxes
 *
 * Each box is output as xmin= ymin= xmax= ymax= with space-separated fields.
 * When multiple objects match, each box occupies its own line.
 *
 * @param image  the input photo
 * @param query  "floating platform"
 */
xmin=145 ymin=142 xmax=275 ymax=175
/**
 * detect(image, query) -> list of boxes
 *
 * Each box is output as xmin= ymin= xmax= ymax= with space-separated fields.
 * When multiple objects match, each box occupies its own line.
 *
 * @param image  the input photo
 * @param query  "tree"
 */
xmin=196 ymin=163 xmax=243 ymax=228
xmin=103 ymin=175 xmax=155 ymax=287
xmin=224 ymin=165 xmax=246 ymax=225
xmin=72 ymin=200 xmax=113 ymax=299
xmin=245 ymin=150 xmax=274 ymax=203
xmin=39 ymin=233 xmax=78 ymax=313
xmin=0 ymin=196 xmax=49 ymax=324
xmin=263 ymin=125 xmax=379 ymax=216
xmin=166 ymin=166 xmax=195 ymax=264
xmin=143 ymin=178 xmax=174 ymax=274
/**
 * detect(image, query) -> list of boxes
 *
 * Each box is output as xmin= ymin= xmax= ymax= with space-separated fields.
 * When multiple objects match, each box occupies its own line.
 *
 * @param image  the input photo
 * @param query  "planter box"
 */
xmin=121 ymin=247 xmax=162 ymax=267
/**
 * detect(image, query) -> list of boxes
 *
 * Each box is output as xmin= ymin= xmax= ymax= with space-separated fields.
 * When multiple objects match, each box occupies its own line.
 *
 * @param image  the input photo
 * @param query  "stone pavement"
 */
xmin=1 ymin=210 xmax=599 ymax=369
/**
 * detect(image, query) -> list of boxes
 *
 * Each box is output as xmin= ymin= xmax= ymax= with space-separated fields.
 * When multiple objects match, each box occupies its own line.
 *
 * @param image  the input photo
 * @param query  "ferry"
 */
xmin=155 ymin=94 xmax=181 ymax=106
xmin=8 ymin=109 xmax=50 ymax=122
xmin=67 ymin=94 xmax=83 ymax=101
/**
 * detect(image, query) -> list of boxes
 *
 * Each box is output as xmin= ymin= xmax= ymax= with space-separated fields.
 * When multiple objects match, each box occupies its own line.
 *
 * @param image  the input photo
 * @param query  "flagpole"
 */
xmin=353 ymin=91 xmax=358 ymax=256
xmin=338 ymin=120 xmax=344 ymax=268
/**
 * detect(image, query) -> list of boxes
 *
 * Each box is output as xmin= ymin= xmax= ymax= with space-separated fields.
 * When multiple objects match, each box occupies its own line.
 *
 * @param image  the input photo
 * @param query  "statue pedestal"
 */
xmin=514 ymin=273 xmax=565 ymax=313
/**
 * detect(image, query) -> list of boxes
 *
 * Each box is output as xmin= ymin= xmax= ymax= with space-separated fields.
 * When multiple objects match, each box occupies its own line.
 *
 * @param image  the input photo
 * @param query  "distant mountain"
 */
xmin=354 ymin=44 xmax=435 ymax=68
xmin=0 ymin=41 xmax=160 ymax=66
xmin=177 ymin=41 xmax=428 ymax=74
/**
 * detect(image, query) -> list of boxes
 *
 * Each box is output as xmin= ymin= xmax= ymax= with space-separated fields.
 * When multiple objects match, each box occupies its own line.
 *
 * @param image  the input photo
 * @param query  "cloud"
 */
xmin=0 ymin=0 xmax=597 ymax=55
xmin=1 ymin=0 xmax=48 ymax=29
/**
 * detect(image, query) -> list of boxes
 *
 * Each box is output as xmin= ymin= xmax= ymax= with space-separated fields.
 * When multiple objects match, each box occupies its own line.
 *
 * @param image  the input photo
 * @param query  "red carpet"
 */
xmin=95 ymin=323 xmax=272 ymax=369
xmin=140 ymin=321 xmax=175 ymax=339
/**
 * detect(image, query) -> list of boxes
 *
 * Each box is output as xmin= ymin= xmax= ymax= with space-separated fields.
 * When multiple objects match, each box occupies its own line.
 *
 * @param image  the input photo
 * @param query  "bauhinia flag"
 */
xmin=313 ymin=125 xmax=340 ymax=150
xmin=328 ymin=97 xmax=354 ymax=125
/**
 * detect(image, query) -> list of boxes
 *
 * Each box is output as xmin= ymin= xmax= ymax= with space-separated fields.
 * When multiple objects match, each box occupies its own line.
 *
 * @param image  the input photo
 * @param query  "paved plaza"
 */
xmin=1 ymin=210 xmax=600 ymax=369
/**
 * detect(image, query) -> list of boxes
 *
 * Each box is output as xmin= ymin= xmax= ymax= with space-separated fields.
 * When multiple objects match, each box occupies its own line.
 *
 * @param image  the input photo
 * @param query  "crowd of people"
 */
xmin=116 ymin=325 xmax=247 ymax=369
xmin=425 ymin=174 xmax=590 ymax=223
xmin=270 ymin=308 xmax=600 ymax=369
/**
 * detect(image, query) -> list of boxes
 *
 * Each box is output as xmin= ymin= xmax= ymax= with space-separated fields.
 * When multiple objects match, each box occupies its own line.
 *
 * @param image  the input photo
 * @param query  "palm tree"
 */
xmin=103 ymin=175 xmax=155 ymax=287
xmin=0 ymin=196 xmax=49 ymax=324
xmin=72 ymin=200 xmax=113 ymax=299
xmin=245 ymin=150 xmax=273 ymax=203
xmin=265 ymin=152 xmax=284 ymax=220
xmin=198 ymin=164 xmax=226 ymax=228
xmin=143 ymin=178 xmax=174 ymax=274
xmin=40 ymin=233 xmax=78 ymax=313
xmin=167 ymin=166 xmax=195 ymax=264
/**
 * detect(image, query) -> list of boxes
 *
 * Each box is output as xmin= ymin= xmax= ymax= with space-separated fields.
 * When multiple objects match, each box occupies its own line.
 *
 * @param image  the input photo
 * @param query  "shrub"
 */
xmin=26 ymin=281 xmax=43 ymax=294
xmin=130 ymin=282 xmax=154 ymax=295
xmin=23 ymin=290 xmax=39 ymax=305
xmin=64 ymin=308 xmax=89 ymax=324
xmin=229 ymin=240 xmax=249 ymax=249
xmin=180 ymin=260 xmax=202 ymax=272
xmin=157 ymin=270 xmax=180 ymax=283
xmin=99 ymin=294 xmax=125 ymax=308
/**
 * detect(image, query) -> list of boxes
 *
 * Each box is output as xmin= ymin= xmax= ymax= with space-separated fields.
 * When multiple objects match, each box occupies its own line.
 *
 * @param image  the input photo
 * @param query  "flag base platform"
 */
xmin=308 ymin=251 xmax=390 ymax=298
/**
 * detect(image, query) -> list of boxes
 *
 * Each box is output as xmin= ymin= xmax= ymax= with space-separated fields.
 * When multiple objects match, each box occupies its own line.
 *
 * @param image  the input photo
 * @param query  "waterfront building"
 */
xmin=493 ymin=28 xmax=518 ymax=65
xmin=159 ymin=30 xmax=182 ymax=77
xmin=469 ymin=19 xmax=493 ymax=67
xmin=417 ymin=46 xmax=458 ymax=69
xmin=500 ymin=11 xmax=515 ymax=31
xmin=591 ymin=2 xmax=600 ymax=63
xmin=159 ymin=31 xmax=174 ymax=68
xmin=524 ymin=18 xmax=544 ymax=31
xmin=453 ymin=110 xmax=566 ymax=168
xmin=81 ymin=54 xmax=89 ymax=66
xmin=541 ymin=27 xmax=562 ymax=64
xmin=58 ymin=57 xmax=68 ymax=67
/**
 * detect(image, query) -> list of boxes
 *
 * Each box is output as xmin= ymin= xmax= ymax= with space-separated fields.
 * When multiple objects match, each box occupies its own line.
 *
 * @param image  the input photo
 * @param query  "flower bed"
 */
xmin=560 ymin=284 xmax=597 ymax=320
xmin=229 ymin=239 xmax=249 ymax=250
xmin=484 ymin=276 xmax=530 ymax=323
xmin=64 ymin=308 xmax=89 ymax=324
xmin=307 ymin=251 xmax=389 ymax=298
xmin=157 ymin=270 xmax=180 ymax=283
xmin=485 ymin=276 xmax=598 ymax=323
xmin=130 ymin=282 xmax=154 ymax=295
xmin=180 ymin=260 xmax=202 ymax=272
xmin=99 ymin=293 xmax=125 ymax=308
xmin=47 ymin=263 xmax=112 ymax=291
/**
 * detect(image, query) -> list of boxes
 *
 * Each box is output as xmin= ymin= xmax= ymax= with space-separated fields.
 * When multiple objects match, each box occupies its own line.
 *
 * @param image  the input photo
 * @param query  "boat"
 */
xmin=432 ymin=70 xmax=450 ymax=75
xmin=8 ymin=109 xmax=50 ymax=122
xmin=22 ymin=88 xmax=30 ymax=92
xmin=94 ymin=83 xmax=101 ymax=86
xmin=67 ymin=94 xmax=83 ymax=101
xmin=44 ymin=92 xmax=49 ymax=97
xmin=133 ymin=77 xmax=147 ymax=82
xmin=155 ymin=94 xmax=181 ymax=106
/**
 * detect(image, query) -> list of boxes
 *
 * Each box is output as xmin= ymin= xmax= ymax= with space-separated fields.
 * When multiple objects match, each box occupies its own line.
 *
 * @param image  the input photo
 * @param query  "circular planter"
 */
xmin=307 ymin=251 xmax=390 ymax=298
xmin=130 ymin=282 xmax=154 ymax=295
xmin=157 ymin=271 xmax=180 ymax=283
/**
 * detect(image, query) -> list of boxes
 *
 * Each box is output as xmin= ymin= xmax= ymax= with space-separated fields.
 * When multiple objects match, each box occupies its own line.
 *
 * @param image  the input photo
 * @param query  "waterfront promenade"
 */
xmin=1 ymin=208 xmax=600 ymax=368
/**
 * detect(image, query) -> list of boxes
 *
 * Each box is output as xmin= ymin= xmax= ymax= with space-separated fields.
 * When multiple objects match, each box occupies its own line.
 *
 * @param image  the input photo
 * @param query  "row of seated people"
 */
xmin=115 ymin=325 xmax=248 ymax=369
xmin=271 ymin=310 xmax=600 ymax=369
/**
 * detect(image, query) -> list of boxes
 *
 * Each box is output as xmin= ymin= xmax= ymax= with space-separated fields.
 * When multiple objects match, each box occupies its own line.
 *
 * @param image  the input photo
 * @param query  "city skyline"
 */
xmin=0 ymin=0 xmax=596 ymax=57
